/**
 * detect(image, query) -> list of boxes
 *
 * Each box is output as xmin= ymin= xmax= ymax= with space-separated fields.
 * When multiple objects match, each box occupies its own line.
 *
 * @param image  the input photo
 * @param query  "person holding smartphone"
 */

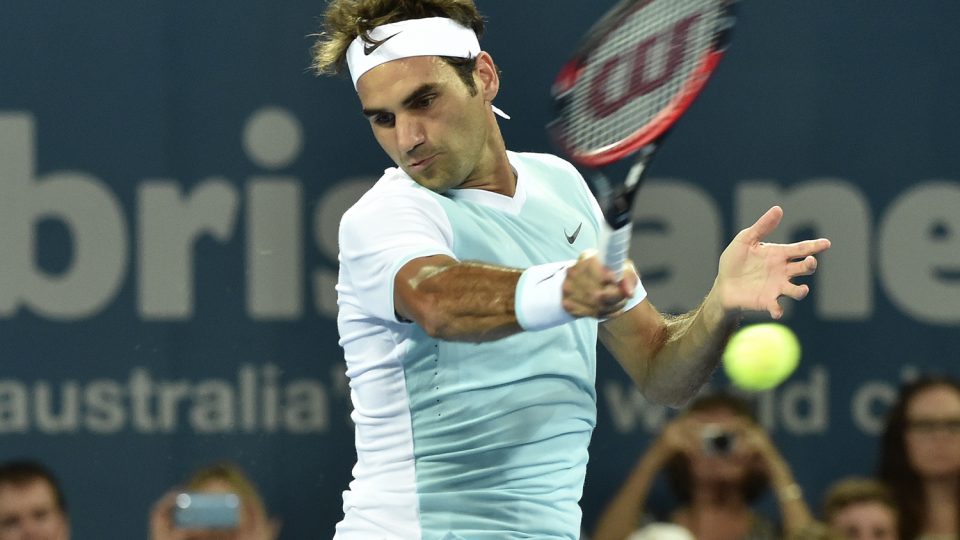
xmin=149 ymin=462 xmax=279 ymax=540
xmin=592 ymin=393 xmax=813 ymax=540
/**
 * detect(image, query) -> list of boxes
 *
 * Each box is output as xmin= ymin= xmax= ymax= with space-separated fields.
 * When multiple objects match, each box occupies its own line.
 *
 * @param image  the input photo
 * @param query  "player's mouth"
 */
xmin=408 ymin=154 xmax=438 ymax=173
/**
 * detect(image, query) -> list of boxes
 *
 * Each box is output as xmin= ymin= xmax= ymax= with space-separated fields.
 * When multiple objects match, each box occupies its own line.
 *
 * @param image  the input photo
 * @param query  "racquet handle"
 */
xmin=600 ymin=222 xmax=632 ymax=280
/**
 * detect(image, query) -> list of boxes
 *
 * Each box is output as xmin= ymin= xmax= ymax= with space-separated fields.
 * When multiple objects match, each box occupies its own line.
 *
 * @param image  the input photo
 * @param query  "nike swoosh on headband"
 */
xmin=363 ymin=32 xmax=401 ymax=56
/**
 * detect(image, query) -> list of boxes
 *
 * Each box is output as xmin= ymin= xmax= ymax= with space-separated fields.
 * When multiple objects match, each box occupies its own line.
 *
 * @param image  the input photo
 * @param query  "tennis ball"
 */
xmin=723 ymin=323 xmax=801 ymax=391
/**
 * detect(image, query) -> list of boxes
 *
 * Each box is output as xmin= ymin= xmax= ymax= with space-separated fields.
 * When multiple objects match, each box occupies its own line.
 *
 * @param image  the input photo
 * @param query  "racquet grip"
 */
xmin=600 ymin=223 xmax=632 ymax=280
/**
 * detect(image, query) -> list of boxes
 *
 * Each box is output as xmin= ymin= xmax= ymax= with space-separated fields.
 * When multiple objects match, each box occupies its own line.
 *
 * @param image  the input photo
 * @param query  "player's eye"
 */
xmin=413 ymin=94 xmax=436 ymax=109
xmin=372 ymin=112 xmax=395 ymax=127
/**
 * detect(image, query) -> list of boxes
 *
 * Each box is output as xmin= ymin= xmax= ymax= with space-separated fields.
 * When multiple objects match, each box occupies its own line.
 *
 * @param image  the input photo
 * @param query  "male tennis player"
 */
xmin=314 ymin=1 xmax=830 ymax=538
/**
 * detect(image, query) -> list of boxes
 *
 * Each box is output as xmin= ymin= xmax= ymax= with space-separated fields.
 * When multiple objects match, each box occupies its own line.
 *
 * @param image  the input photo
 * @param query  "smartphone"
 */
xmin=700 ymin=424 xmax=737 ymax=456
xmin=173 ymin=492 xmax=240 ymax=529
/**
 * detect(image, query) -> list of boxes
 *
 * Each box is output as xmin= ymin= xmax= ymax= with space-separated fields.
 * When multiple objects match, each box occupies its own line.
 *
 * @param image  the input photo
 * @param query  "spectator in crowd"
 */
xmin=822 ymin=477 xmax=898 ymax=540
xmin=150 ymin=461 xmax=280 ymax=540
xmin=592 ymin=393 xmax=813 ymax=540
xmin=626 ymin=522 xmax=695 ymax=540
xmin=0 ymin=459 xmax=70 ymax=540
xmin=878 ymin=376 xmax=960 ymax=540
xmin=787 ymin=521 xmax=844 ymax=540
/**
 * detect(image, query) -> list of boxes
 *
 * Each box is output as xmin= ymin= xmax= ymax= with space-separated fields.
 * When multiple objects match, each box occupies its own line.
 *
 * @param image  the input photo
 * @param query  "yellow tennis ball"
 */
xmin=723 ymin=323 xmax=801 ymax=391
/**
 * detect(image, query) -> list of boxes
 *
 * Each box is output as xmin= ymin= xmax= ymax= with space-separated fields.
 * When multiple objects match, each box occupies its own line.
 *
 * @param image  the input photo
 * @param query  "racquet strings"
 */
xmin=560 ymin=0 xmax=722 ymax=158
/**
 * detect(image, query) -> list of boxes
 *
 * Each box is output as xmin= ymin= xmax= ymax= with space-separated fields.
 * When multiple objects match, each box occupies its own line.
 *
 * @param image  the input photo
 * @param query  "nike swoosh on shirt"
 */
xmin=363 ymin=32 xmax=401 ymax=56
xmin=565 ymin=223 xmax=583 ymax=244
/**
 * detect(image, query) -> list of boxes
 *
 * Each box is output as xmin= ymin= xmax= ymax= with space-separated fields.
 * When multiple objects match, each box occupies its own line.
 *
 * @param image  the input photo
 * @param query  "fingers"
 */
xmin=561 ymin=285 xmax=627 ymax=317
xmin=781 ymin=282 xmax=810 ymax=301
xmin=575 ymin=250 xmax=617 ymax=285
xmin=742 ymin=206 xmax=784 ymax=245
xmin=763 ymin=282 xmax=809 ymax=319
xmin=786 ymin=255 xmax=817 ymax=277
xmin=659 ymin=416 xmax=700 ymax=456
xmin=564 ymin=251 xmax=631 ymax=317
xmin=618 ymin=261 xmax=639 ymax=298
xmin=149 ymin=491 xmax=182 ymax=540
xmin=767 ymin=298 xmax=784 ymax=320
xmin=720 ymin=206 xmax=832 ymax=317
xmin=784 ymin=238 xmax=831 ymax=258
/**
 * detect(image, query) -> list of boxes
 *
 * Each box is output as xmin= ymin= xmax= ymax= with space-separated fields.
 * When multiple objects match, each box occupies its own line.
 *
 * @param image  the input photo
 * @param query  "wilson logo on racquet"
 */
xmin=588 ymin=13 xmax=702 ymax=118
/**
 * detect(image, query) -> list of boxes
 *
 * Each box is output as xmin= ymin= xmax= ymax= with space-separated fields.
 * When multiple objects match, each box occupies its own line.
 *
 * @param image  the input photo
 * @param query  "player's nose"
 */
xmin=396 ymin=114 xmax=425 ymax=154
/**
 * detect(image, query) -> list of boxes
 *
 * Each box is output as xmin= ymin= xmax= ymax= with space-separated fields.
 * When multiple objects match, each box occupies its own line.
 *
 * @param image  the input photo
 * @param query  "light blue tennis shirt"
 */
xmin=335 ymin=151 xmax=646 ymax=540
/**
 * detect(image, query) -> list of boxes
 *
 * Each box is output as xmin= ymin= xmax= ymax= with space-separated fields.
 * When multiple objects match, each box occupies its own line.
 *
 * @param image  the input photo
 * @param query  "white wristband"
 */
xmin=515 ymin=261 xmax=576 ymax=331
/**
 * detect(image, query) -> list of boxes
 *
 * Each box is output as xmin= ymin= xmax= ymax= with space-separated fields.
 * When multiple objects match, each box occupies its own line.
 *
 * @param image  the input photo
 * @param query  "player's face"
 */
xmin=829 ymin=501 xmax=898 ymax=540
xmin=904 ymin=385 xmax=960 ymax=479
xmin=0 ymin=479 xmax=69 ymax=540
xmin=357 ymin=55 xmax=496 ymax=193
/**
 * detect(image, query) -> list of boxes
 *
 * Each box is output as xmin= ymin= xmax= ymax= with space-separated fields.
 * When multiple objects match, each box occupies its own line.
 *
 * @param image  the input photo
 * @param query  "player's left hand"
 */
xmin=715 ymin=206 xmax=831 ymax=319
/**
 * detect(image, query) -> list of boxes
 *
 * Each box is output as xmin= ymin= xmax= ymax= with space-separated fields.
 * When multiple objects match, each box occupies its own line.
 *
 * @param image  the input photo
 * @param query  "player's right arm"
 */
xmin=393 ymin=251 xmax=630 ymax=342
xmin=340 ymin=179 xmax=631 ymax=343
xmin=394 ymin=255 xmax=522 ymax=341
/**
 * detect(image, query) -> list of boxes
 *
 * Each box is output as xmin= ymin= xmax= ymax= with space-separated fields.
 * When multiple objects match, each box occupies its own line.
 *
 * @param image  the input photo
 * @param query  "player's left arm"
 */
xmin=600 ymin=206 xmax=830 ymax=407
xmin=599 ymin=292 xmax=735 ymax=407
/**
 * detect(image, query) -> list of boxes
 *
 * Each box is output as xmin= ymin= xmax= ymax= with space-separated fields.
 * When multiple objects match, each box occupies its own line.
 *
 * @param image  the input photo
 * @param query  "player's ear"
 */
xmin=475 ymin=51 xmax=499 ymax=101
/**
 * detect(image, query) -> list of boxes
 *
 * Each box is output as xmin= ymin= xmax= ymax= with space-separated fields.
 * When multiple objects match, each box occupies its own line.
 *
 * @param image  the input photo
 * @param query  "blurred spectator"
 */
xmin=150 ymin=461 xmax=280 ymax=540
xmin=878 ymin=376 xmax=960 ymax=540
xmin=787 ymin=521 xmax=844 ymax=540
xmin=0 ymin=459 xmax=70 ymax=540
xmin=822 ymin=477 xmax=898 ymax=540
xmin=627 ymin=522 xmax=695 ymax=540
xmin=592 ymin=393 xmax=813 ymax=540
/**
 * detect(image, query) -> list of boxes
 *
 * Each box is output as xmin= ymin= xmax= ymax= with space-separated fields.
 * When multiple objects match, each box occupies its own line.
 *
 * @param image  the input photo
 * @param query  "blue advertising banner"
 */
xmin=1 ymin=1 xmax=958 ymax=538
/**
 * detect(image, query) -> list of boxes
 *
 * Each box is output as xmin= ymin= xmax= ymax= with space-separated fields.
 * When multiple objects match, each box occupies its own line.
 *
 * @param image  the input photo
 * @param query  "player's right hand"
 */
xmin=562 ymin=250 xmax=636 ymax=318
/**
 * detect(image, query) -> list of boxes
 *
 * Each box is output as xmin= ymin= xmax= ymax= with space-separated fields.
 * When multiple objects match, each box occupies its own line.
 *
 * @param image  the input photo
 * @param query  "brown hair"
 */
xmin=665 ymin=393 xmax=770 ymax=504
xmin=312 ymin=0 xmax=486 ymax=93
xmin=0 ymin=460 xmax=68 ymax=515
xmin=877 ymin=375 xmax=960 ymax=540
xmin=822 ymin=477 xmax=897 ymax=523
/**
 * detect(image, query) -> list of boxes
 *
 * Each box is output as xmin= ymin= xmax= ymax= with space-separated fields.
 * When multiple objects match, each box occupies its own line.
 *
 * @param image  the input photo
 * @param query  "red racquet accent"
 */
xmin=566 ymin=50 xmax=725 ymax=168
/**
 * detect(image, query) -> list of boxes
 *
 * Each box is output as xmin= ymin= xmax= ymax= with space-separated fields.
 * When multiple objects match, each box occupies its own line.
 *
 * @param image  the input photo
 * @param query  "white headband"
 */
xmin=345 ymin=17 xmax=510 ymax=119
xmin=346 ymin=17 xmax=481 ymax=88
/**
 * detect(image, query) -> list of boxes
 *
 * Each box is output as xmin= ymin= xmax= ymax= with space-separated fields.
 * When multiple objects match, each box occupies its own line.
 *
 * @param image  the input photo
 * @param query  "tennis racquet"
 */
xmin=549 ymin=0 xmax=738 ymax=278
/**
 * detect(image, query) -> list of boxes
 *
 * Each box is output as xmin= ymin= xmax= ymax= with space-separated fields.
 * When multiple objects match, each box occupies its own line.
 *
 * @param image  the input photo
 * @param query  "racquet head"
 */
xmin=549 ymin=0 xmax=738 ymax=169
xmin=548 ymin=0 xmax=738 ymax=277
